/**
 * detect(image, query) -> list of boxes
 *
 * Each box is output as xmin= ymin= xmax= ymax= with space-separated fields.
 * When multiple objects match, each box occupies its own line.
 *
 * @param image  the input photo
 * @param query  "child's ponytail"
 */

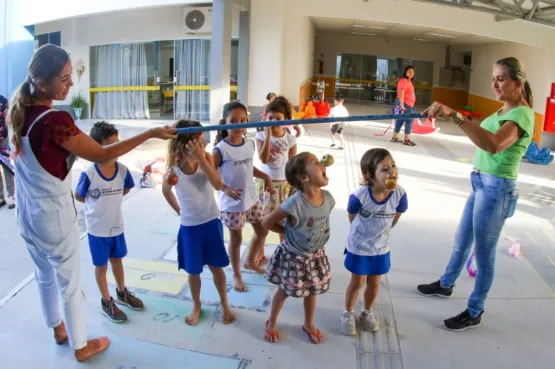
xmin=214 ymin=119 xmax=229 ymax=145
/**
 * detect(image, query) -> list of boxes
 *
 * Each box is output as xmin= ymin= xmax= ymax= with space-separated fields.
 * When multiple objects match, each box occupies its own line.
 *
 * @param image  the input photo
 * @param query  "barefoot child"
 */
xmin=75 ymin=122 xmax=144 ymax=323
xmin=212 ymin=101 xmax=274 ymax=292
xmin=263 ymin=152 xmax=334 ymax=344
xmin=329 ymin=93 xmax=348 ymax=150
xmin=255 ymin=96 xmax=297 ymax=249
xmin=162 ymin=120 xmax=235 ymax=325
xmin=340 ymin=148 xmax=408 ymax=335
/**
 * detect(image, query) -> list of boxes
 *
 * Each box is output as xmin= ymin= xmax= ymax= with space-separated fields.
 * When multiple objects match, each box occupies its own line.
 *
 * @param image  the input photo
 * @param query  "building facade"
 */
xmin=2 ymin=0 xmax=555 ymax=144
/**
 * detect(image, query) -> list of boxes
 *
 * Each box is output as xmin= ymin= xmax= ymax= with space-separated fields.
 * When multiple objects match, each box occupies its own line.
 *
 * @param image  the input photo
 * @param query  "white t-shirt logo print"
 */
xmin=91 ymin=188 xmax=101 ymax=200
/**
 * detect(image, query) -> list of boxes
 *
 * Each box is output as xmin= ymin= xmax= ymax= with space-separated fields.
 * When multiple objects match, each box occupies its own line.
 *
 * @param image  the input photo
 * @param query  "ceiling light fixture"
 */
xmin=414 ymin=38 xmax=429 ymax=42
xmin=352 ymin=32 xmax=376 ymax=36
xmin=352 ymin=24 xmax=387 ymax=29
xmin=425 ymin=32 xmax=456 ymax=38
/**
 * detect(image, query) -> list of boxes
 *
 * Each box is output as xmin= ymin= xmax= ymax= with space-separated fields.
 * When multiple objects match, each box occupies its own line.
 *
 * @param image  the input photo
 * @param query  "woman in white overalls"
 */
xmin=6 ymin=45 xmax=176 ymax=362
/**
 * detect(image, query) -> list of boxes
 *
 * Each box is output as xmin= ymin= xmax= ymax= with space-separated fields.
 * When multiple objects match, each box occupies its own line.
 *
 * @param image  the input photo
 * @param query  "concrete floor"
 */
xmin=0 ymin=104 xmax=554 ymax=368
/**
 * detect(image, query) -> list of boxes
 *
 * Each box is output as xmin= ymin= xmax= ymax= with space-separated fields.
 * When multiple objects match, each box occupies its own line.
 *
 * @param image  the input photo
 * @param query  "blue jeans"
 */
xmin=440 ymin=171 xmax=518 ymax=317
xmin=394 ymin=99 xmax=414 ymax=134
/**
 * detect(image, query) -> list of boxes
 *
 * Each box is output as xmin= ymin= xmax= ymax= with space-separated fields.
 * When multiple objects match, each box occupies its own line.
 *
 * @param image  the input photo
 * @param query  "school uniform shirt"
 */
xmin=346 ymin=186 xmax=408 ymax=256
xmin=281 ymin=190 xmax=335 ymax=256
xmin=214 ymin=138 xmax=258 ymax=212
xmin=173 ymin=165 xmax=220 ymax=227
xmin=76 ymin=162 xmax=135 ymax=237
xmin=254 ymin=131 xmax=296 ymax=181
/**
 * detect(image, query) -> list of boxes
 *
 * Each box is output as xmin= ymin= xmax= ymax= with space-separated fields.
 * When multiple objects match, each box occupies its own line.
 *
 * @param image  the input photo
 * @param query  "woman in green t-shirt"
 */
xmin=416 ymin=57 xmax=535 ymax=331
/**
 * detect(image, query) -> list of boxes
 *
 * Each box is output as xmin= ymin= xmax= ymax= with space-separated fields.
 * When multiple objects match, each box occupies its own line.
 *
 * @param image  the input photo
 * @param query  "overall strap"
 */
xmin=27 ymin=109 xmax=56 ymax=135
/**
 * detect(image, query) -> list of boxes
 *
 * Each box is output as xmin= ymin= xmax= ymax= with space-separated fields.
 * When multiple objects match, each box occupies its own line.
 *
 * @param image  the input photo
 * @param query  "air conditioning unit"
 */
xmin=183 ymin=7 xmax=212 ymax=34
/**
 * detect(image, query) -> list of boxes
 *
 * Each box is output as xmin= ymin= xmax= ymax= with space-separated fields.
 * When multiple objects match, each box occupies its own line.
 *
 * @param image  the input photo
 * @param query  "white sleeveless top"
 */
xmin=214 ymin=138 xmax=258 ymax=212
xmin=174 ymin=164 xmax=220 ymax=226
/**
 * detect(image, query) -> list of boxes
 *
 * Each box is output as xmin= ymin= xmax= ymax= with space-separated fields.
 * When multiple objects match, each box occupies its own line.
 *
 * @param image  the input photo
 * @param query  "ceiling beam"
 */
xmin=413 ymin=0 xmax=555 ymax=27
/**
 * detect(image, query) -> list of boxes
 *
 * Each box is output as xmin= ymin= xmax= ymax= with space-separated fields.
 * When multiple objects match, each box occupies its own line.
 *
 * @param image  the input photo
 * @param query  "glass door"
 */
xmin=174 ymin=39 xmax=211 ymax=121
xmin=141 ymin=40 xmax=176 ymax=120
xmin=157 ymin=40 xmax=177 ymax=119
xmin=121 ymin=42 xmax=151 ymax=119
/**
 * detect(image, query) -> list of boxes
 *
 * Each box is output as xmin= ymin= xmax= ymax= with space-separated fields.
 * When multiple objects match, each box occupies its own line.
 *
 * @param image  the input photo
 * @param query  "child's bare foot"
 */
xmin=222 ymin=304 xmax=236 ymax=324
xmin=74 ymin=337 xmax=110 ymax=362
xmin=265 ymin=320 xmax=279 ymax=343
xmin=185 ymin=304 xmax=202 ymax=325
xmin=53 ymin=321 xmax=67 ymax=345
xmin=233 ymin=276 xmax=248 ymax=292
xmin=255 ymin=256 xmax=268 ymax=266
xmin=302 ymin=324 xmax=323 ymax=344
xmin=243 ymin=262 xmax=265 ymax=274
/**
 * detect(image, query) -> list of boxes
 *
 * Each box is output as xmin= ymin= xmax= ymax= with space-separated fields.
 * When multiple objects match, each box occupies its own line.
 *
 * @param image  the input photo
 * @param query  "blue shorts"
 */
xmin=177 ymin=218 xmax=230 ymax=275
xmin=344 ymin=249 xmax=391 ymax=276
xmin=88 ymin=233 xmax=128 ymax=267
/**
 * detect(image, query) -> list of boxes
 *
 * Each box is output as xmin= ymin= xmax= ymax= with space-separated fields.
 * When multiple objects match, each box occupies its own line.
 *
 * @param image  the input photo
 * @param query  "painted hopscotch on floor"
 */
xmin=108 ymin=227 xmax=280 ymax=311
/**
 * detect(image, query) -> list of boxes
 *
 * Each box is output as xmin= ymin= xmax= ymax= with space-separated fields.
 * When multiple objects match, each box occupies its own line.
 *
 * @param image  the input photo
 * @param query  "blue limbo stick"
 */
xmin=175 ymin=113 xmax=424 ymax=134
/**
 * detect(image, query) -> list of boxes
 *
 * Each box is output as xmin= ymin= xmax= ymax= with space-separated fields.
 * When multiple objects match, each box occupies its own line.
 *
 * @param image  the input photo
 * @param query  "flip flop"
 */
xmin=391 ymin=138 xmax=402 ymax=143
xmin=265 ymin=320 xmax=279 ymax=343
xmin=302 ymin=326 xmax=323 ymax=344
xmin=403 ymin=140 xmax=416 ymax=146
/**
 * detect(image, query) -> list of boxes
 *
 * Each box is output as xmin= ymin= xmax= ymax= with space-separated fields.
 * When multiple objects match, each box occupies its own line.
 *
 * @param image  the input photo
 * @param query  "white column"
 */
xmin=237 ymin=11 xmax=250 ymax=106
xmin=248 ymin=0 xmax=284 ymax=107
xmin=209 ymin=0 xmax=232 ymax=130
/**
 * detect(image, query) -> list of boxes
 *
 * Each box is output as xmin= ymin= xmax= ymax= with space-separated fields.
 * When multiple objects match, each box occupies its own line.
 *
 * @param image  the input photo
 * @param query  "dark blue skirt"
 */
xmin=177 ymin=218 xmax=230 ymax=274
xmin=344 ymin=249 xmax=391 ymax=276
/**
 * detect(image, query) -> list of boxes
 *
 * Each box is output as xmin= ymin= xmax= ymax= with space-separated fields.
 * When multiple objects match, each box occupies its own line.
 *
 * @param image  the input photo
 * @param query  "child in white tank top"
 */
xmin=255 ymin=96 xmax=297 ymax=248
xmin=212 ymin=101 xmax=274 ymax=293
xmin=162 ymin=120 xmax=236 ymax=326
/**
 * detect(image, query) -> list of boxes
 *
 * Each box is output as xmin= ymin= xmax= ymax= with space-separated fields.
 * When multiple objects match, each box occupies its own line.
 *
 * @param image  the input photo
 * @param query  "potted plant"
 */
xmin=70 ymin=93 xmax=87 ymax=121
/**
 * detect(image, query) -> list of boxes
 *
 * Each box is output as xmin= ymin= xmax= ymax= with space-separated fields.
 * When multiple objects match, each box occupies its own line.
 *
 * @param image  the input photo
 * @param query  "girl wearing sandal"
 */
xmin=391 ymin=66 xmax=417 ymax=146
xmin=262 ymin=152 xmax=335 ymax=344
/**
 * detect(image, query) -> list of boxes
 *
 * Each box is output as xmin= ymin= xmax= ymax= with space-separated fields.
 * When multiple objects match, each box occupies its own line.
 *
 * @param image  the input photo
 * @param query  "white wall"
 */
xmin=35 ymin=5 xmax=241 ymax=107
xmin=313 ymin=33 xmax=445 ymax=85
xmin=248 ymin=0 xmax=555 ymax=110
xmin=468 ymin=42 xmax=550 ymax=115
xmin=280 ymin=11 xmax=315 ymax=106
xmin=248 ymin=0 xmax=285 ymax=106
xmin=19 ymin=0 xmax=204 ymax=26
xmin=36 ymin=5 xmax=240 ymax=46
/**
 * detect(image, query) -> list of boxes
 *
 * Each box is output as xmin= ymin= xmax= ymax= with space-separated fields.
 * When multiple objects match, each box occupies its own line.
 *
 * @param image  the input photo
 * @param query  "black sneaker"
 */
xmin=0 ymin=200 xmax=5 ymax=208
xmin=338 ymin=147 xmax=344 ymax=150
xmin=443 ymin=309 xmax=482 ymax=331
xmin=101 ymin=297 xmax=127 ymax=323
xmin=330 ymin=144 xmax=336 ymax=148
xmin=416 ymin=280 xmax=454 ymax=298
xmin=116 ymin=288 xmax=144 ymax=311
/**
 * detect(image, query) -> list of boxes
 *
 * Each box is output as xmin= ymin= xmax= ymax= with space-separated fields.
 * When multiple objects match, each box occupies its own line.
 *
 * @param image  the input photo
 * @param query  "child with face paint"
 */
xmin=340 ymin=148 xmax=408 ymax=336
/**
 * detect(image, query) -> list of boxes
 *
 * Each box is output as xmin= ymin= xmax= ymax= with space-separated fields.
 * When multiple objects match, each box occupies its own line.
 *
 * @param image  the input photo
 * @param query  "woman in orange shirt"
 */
xmin=391 ymin=66 xmax=416 ymax=146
